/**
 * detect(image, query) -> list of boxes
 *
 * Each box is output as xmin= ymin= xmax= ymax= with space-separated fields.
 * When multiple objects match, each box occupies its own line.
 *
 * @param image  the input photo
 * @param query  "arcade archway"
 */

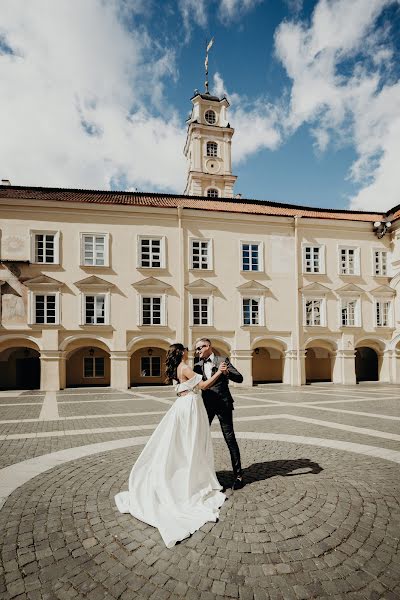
xmin=130 ymin=346 xmax=167 ymax=386
xmin=252 ymin=347 xmax=284 ymax=383
xmin=355 ymin=347 xmax=379 ymax=382
xmin=305 ymin=341 xmax=336 ymax=383
xmin=66 ymin=345 xmax=110 ymax=387
xmin=0 ymin=346 xmax=40 ymax=390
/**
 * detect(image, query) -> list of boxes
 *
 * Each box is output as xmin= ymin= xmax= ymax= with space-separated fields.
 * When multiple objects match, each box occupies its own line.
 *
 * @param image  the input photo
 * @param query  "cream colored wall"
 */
xmin=300 ymin=223 xmax=392 ymax=333
xmin=0 ymin=195 xmax=399 ymax=389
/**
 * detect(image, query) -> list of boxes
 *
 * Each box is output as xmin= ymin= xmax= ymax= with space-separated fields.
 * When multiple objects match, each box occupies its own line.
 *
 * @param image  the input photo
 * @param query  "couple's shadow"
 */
xmin=217 ymin=458 xmax=323 ymax=490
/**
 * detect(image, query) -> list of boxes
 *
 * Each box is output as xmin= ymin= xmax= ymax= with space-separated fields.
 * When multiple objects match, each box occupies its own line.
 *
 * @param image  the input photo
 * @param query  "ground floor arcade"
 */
xmin=1 ymin=333 xmax=400 ymax=391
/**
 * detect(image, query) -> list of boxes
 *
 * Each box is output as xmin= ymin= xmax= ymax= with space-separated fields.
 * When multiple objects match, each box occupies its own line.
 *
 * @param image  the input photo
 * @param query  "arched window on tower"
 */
xmin=207 ymin=188 xmax=219 ymax=198
xmin=205 ymin=110 xmax=216 ymax=124
xmin=206 ymin=141 xmax=218 ymax=157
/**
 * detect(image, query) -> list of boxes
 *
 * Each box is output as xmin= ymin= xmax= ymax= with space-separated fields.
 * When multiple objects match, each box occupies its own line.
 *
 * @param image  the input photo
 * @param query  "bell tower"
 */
xmin=184 ymin=40 xmax=237 ymax=198
xmin=183 ymin=92 xmax=237 ymax=198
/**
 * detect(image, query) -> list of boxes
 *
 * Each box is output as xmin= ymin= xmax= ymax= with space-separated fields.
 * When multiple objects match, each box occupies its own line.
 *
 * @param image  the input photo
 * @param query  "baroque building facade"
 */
xmin=0 ymin=91 xmax=400 ymax=390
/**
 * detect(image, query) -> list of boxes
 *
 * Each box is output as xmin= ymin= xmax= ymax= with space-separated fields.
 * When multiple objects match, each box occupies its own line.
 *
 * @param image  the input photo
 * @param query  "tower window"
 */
xmin=206 ymin=141 xmax=218 ymax=157
xmin=205 ymin=110 xmax=216 ymax=124
xmin=207 ymin=188 xmax=219 ymax=198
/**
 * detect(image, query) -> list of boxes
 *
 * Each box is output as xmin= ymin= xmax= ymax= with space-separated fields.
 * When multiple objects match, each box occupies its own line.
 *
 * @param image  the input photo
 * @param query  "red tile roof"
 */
xmin=0 ymin=185 xmax=396 ymax=223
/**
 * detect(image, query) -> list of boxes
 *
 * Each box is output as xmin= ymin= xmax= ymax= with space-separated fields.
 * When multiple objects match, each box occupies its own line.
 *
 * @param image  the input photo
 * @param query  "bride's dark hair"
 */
xmin=165 ymin=343 xmax=186 ymax=384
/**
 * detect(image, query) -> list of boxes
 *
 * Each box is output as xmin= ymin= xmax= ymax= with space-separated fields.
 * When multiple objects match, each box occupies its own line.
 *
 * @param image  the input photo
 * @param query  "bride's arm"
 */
xmin=180 ymin=364 xmax=223 ymax=390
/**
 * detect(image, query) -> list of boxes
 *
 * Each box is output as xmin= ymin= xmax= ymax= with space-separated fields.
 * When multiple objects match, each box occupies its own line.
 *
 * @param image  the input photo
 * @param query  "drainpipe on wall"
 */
xmin=293 ymin=215 xmax=302 ymax=386
xmin=177 ymin=206 xmax=185 ymax=346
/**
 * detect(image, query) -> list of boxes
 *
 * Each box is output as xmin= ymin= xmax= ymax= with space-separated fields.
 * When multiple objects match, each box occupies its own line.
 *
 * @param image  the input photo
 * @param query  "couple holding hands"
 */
xmin=115 ymin=337 xmax=244 ymax=548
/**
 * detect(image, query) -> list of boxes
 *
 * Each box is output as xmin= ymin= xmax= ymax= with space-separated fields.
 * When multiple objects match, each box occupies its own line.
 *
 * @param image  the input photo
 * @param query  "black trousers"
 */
xmin=204 ymin=401 xmax=242 ymax=477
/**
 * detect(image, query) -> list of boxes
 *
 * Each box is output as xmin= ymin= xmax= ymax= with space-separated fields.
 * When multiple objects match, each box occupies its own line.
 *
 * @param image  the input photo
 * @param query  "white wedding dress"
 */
xmin=115 ymin=374 xmax=226 ymax=548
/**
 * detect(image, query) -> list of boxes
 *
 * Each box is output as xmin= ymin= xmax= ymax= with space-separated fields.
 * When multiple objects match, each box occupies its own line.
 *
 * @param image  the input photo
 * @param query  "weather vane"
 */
xmin=205 ymin=37 xmax=214 ymax=94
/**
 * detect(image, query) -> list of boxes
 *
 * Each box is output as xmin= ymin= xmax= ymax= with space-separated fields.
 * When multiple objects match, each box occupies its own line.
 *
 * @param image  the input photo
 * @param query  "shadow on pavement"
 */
xmin=217 ymin=458 xmax=323 ymax=489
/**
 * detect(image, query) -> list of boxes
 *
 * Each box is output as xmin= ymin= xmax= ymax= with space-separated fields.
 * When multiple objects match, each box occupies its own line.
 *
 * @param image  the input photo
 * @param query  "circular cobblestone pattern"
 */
xmin=1 ymin=440 xmax=400 ymax=600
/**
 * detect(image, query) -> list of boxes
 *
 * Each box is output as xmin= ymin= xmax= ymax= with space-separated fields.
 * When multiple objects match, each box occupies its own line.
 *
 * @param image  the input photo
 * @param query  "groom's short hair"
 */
xmin=195 ymin=337 xmax=211 ymax=347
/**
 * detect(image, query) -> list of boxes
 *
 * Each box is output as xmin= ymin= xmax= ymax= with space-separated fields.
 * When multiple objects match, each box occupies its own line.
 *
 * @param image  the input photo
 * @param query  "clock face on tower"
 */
xmin=205 ymin=158 xmax=220 ymax=174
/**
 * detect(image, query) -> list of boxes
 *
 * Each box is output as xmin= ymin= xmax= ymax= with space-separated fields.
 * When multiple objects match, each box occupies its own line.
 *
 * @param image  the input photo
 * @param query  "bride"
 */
xmin=115 ymin=343 xmax=226 ymax=548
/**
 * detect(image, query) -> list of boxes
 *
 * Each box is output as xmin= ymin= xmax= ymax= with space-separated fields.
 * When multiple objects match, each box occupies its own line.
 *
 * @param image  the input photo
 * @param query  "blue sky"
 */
xmin=1 ymin=0 xmax=400 ymax=211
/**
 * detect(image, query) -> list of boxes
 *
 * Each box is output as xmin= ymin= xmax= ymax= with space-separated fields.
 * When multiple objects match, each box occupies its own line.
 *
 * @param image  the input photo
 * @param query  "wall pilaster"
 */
xmin=110 ymin=352 xmax=130 ymax=389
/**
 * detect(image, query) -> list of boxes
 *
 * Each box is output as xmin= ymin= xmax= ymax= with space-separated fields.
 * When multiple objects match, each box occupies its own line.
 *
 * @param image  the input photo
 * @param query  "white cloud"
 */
xmin=274 ymin=0 xmax=400 ymax=211
xmin=284 ymin=0 xmax=304 ymax=14
xmin=219 ymin=0 xmax=263 ymax=22
xmin=213 ymin=73 xmax=281 ymax=164
xmin=178 ymin=0 xmax=208 ymax=41
xmin=178 ymin=0 xmax=262 ymax=37
xmin=0 ymin=0 xmax=186 ymax=192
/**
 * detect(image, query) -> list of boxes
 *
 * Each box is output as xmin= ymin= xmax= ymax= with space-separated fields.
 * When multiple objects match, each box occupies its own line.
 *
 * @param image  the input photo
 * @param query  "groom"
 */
xmin=194 ymin=338 xmax=244 ymax=490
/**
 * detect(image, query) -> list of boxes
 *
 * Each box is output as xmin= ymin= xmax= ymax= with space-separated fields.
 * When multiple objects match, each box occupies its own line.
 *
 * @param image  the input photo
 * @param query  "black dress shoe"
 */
xmin=232 ymin=476 xmax=244 ymax=490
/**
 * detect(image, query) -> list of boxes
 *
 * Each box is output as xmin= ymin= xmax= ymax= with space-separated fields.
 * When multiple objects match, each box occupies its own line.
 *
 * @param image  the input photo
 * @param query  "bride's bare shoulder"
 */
xmin=177 ymin=363 xmax=193 ymax=382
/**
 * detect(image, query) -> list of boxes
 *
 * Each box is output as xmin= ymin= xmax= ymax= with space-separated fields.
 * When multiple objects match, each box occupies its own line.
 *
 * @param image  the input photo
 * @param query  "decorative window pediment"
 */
xmin=237 ymin=280 xmax=269 ymax=295
xmin=132 ymin=276 xmax=172 ymax=293
xmin=25 ymin=274 xmax=63 ymax=290
xmin=370 ymin=285 xmax=395 ymax=297
xmin=301 ymin=282 xmax=331 ymax=296
xmin=185 ymin=278 xmax=217 ymax=293
xmin=335 ymin=283 xmax=365 ymax=296
xmin=75 ymin=275 xmax=114 ymax=291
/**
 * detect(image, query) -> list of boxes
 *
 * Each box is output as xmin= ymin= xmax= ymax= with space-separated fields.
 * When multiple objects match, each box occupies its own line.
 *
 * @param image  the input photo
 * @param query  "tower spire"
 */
xmin=204 ymin=37 xmax=214 ymax=94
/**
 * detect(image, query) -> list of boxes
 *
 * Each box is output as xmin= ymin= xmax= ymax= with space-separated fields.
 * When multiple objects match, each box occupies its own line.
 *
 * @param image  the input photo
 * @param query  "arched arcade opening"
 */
xmin=355 ymin=347 xmax=379 ymax=382
xmin=252 ymin=346 xmax=284 ymax=384
xmin=0 ymin=346 xmax=40 ymax=390
xmin=66 ymin=345 xmax=110 ymax=387
xmin=130 ymin=346 xmax=167 ymax=386
xmin=305 ymin=341 xmax=336 ymax=383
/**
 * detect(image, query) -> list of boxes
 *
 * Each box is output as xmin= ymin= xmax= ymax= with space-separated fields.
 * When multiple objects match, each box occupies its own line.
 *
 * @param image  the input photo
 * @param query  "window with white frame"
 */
xmin=205 ymin=110 xmax=216 ymax=125
xmin=242 ymin=298 xmax=261 ymax=325
xmin=191 ymin=239 xmax=211 ymax=270
xmin=340 ymin=298 xmax=360 ymax=327
xmin=139 ymin=237 xmax=164 ymax=268
xmin=140 ymin=356 xmax=161 ymax=377
xmin=375 ymin=300 xmax=391 ymax=327
xmin=241 ymin=242 xmax=262 ymax=272
xmin=32 ymin=231 xmax=59 ymax=264
xmin=373 ymin=250 xmax=388 ymax=276
xmin=192 ymin=297 xmax=210 ymax=325
xmin=206 ymin=141 xmax=218 ymax=157
xmin=84 ymin=294 xmax=107 ymax=325
xmin=141 ymin=296 xmax=163 ymax=325
xmin=339 ymin=247 xmax=359 ymax=275
xmin=83 ymin=356 xmax=105 ymax=378
xmin=304 ymin=298 xmax=324 ymax=326
xmin=303 ymin=245 xmax=324 ymax=273
xmin=81 ymin=234 xmax=108 ymax=266
xmin=207 ymin=188 xmax=219 ymax=198
xmin=33 ymin=293 xmax=58 ymax=324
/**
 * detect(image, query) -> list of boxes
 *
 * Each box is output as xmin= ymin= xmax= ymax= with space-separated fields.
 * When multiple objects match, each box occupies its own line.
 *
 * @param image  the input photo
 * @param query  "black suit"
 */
xmin=194 ymin=355 xmax=243 ymax=477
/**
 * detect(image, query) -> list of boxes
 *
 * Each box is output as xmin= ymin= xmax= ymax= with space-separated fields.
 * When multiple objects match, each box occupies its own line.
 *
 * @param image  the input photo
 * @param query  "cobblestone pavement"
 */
xmin=0 ymin=383 xmax=399 ymax=600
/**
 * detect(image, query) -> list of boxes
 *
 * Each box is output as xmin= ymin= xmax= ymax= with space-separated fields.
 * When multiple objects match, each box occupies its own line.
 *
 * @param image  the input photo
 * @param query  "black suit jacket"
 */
xmin=194 ymin=355 xmax=243 ymax=410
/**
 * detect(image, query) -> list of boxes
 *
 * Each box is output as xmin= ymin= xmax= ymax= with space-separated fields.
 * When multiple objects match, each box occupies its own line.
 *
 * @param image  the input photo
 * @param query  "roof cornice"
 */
xmin=0 ymin=184 xmax=386 ymax=213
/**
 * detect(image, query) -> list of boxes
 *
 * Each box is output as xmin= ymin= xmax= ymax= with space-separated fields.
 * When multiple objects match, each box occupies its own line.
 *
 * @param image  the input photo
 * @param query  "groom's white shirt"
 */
xmin=203 ymin=353 xmax=215 ymax=380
